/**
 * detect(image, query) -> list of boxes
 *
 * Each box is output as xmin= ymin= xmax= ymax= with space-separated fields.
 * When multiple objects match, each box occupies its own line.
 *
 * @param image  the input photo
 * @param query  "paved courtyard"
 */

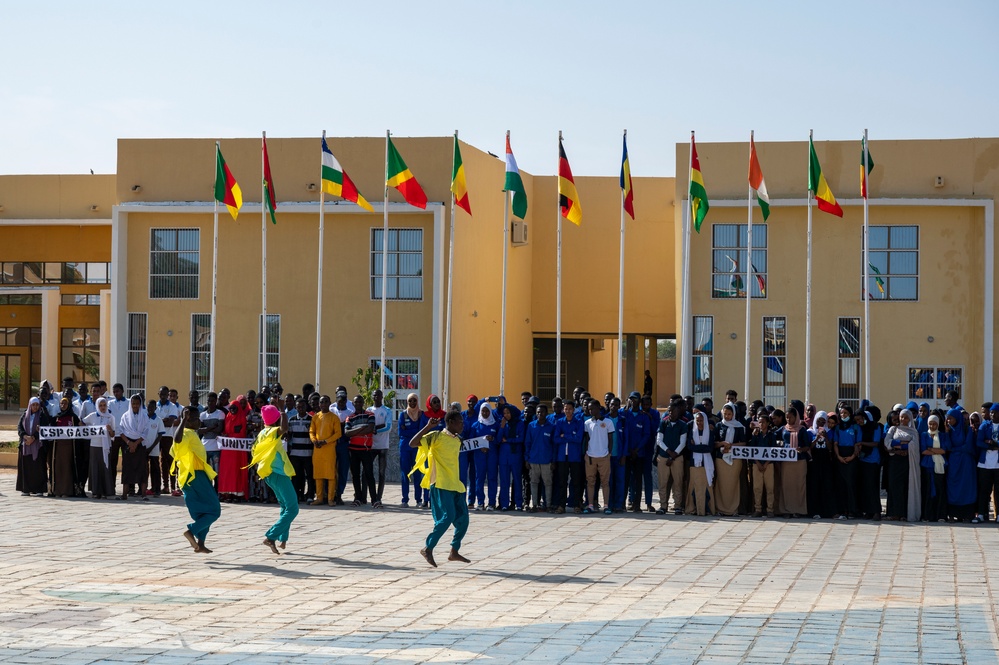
xmin=1 ymin=469 xmax=998 ymax=664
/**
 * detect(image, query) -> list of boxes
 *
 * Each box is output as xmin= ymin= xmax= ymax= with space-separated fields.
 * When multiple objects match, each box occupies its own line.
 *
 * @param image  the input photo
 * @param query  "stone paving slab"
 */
xmin=1 ymin=469 xmax=998 ymax=664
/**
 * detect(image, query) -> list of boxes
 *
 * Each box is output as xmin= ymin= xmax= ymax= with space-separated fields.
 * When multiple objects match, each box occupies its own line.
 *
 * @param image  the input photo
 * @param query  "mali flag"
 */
xmin=689 ymin=135 xmax=709 ymax=232
xmin=214 ymin=144 xmax=242 ymax=220
xmin=809 ymin=135 xmax=843 ymax=217
xmin=558 ymin=137 xmax=582 ymax=225
xmin=860 ymin=136 xmax=875 ymax=199
xmin=262 ymin=135 xmax=277 ymax=225
xmin=386 ymin=136 xmax=427 ymax=209
xmin=451 ymin=136 xmax=471 ymax=215
xmin=321 ymin=137 xmax=373 ymax=211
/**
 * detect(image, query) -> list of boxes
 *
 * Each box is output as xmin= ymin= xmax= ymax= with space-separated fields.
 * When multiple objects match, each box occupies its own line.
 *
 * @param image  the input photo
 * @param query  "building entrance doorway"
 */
xmin=0 ymin=349 xmax=29 ymax=411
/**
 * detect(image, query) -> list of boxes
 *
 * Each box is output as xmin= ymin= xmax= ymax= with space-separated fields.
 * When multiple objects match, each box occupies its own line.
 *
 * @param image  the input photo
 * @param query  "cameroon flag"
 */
xmin=386 ymin=136 xmax=427 ymax=209
xmin=214 ymin=144 xmax=242 ymax=220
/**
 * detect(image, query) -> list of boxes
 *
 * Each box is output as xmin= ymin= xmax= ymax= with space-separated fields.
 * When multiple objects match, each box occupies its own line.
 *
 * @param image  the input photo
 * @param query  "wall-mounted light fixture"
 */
xmin=306 ymin=183 xmax=318 ymax=192
xmin=131 ymin=185 xmax=142 ymax=193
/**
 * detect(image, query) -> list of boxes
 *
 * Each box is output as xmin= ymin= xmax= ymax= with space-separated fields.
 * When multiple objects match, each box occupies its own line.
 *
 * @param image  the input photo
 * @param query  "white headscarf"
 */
xmin=719 ymin=403 xmax=744 ymax=443
xmin=478 ymin=403 xmax=496 ymax=427
xmin=118 ymin=395 xmax=150 ymax=440
xmin=691 ymin=411 xmax=714 ymax=485
xmin=809 ymin=411 xmax=829 ymax=436
xmin=84 ymin=397 xmax=114 ymax=467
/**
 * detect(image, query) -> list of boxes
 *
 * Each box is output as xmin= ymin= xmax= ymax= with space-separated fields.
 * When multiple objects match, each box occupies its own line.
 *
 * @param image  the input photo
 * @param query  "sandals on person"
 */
xmin=350 ymin=500 xmax=362 ymax=507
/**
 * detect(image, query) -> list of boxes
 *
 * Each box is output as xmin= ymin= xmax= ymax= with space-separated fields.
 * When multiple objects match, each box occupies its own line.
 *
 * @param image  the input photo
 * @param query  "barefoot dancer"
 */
xmin=247 ymin=405 xmax=296 ymax=555
xmin=172 ymin=408 xmax=222 ymax=553
xmin=409 ymin=410 xmax=471 ymax=567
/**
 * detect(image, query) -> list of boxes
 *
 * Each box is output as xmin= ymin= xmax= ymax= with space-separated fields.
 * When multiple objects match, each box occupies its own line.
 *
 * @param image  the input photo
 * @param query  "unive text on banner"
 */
xmin=216 ymin=437 xmax=257 ymax=452
xmin=730 ymin=446 xmax=798 ymax=461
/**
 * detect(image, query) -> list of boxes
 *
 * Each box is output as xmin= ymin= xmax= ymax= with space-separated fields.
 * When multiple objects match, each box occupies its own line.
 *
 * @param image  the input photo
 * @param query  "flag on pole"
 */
xmin=752 ymin=264 xmax=766 ymax=296
xmin=558 ymin=137 xmax=582 ymax=225
xmin=450 ymin=136 xmax=471 ymax=216
xmin=215 ymin=144 xmax=242 ymax=220
xmin=808 ymin=136 xmax=843 ymax=217
xmin=504 ymin=134 xmax=528 ymax=219
xmin=620 ymin=134 xmax=635 ymax=219
xmin=869 ymin=262 xmax=885 ymax=296
xmin=690 ymin=135 xmax=709 ymax=232
xmin=321 ymin=137 xmax=373 ymax=212
xmin=262 ymin=135 xmax=277 ymax=225
xmin=727 ymin=255 xmax=744 ymax=293
xmin=386 ymin=136 xmax=428 ymax=209
xmin=860 ymin=136 xmax=876 ymax=199
xmin=748 ymin=136 xmax=770 ymax=221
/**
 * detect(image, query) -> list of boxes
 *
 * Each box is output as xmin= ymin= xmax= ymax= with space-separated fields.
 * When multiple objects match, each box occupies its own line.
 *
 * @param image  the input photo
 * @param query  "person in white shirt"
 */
xmin=72 ymin=382 xmax=96 ymax=491
xmin=144 ymin=399 xmax=166 ymax=497
xmin=583 ymin=399 xmax=614 ymax=515
xmin=198 ymin=391 xmax=226 ymax=477
xmin=367 ymin=389 xmax=393 ymax=507
xmin=330 ymin=388 xmax=355 ymax=504
xmin=82 ymin=397 xmax=115 ymax=499
xmin=155 ymin=386 xmax=181 ymax=495
xmin=106 ymin=383 xmax=131 ymax=489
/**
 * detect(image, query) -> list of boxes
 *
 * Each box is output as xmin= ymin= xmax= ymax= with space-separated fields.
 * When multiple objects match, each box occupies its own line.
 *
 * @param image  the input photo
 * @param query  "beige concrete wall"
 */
xmin=0 ymin=174 xmax=115 ymax=219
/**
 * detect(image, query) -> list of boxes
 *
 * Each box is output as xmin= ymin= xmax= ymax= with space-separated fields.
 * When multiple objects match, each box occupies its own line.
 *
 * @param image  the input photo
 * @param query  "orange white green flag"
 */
xmin=808 ymin=134 xmax=843 ymax=217
xmin=748 ymin=135 xmax=770 ymax=221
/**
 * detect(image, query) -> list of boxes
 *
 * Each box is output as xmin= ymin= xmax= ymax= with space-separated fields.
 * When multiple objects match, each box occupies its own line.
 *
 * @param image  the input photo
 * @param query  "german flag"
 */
xmin=558 ymin=137 xmax=582 ymax=225
xmin=386 ymin=136 xmax=427 ymax=209
xmin=214 ymin=143 xmax=242 ymax=220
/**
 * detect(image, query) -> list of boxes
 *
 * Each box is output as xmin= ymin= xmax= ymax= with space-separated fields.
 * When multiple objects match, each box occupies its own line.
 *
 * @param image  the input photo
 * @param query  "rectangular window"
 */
xmin=907 ymin=367 xmax=963 ymax=410
xmin=865 ymin=225 xmax=918 ymax=301
xmin=370 ymin=357 xmax=420 ymax=412
xmin=61 ymin=294 xmax=102 ymax=306
xmin=692 ymin=316 xmax=713 ymax=401
xmin=191 ymin=313 xmax=211 ymax=392
xmin=0 ymin=294 xmax=43 ymax=305
xmin=260 ymin=314 xmax=280 ymax=387
xmin=711 ymin=224 xmax=767 ymax=299
xmin=762 ymin=316 xmax=786 ymax=407
xmin=534 ymin=359 xmax=567 ymax=403
xmin=838 ymin=317 xmax=861 ymax=412
xmin=60 ymin=328 xmax=100 ymax=384
xmin=127 ymin=313 xmax=148 ymax=397
xmin=1 ymin=262 xmax=109 ymax=285
xmin=370 ymin=228 xmax=423 ymax=301
xmin=150 ymin=228 xmax=200 ymax=299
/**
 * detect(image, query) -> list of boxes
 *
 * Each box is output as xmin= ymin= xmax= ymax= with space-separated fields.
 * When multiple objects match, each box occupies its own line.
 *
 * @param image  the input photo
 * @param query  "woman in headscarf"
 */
xmin=398 ymin=393 xmax=429 ymax=507
xmin=777 ymin=405 xmax=811 ymax=517
xmin=82 ymin=397 xmax=114 ymax=499
xmin=806 ymin=410 xmax=837 ymax=519
xmin=497 ymin=403 xmax=526 ymax=511
xmin=920 ymin=414 xmax=949 ymax=522
xmin=218 ymin=395 xmax=251 ymax=502
xmin=16 ymin=397 xmax=48 ymax=496
xmin=685 ymin=410 xmax=715 ymax=516
xmin=831 ymin=405 xmax=862 ymax=519
xmin=465 ymin=401 xmax=498 ymax=510
xmin=712 ymin=403 xmax=745 ymax=516
xmin=117 ymin=394 xmax=151 ymax=501
xmin=247 ymin=405 xmax=296 ymax=554
xmin=884 ymin=409 xmax=921 ymax=521
xmin=948 ymin=409 xmax=977 ymax=521
xmin=51 ymin=396 xmax=79 ymax=497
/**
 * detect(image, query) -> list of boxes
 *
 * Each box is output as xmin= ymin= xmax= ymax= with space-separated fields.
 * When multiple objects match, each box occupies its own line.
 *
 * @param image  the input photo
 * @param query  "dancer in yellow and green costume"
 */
xmin=172 ymin=408 xmax=221 ymax=553
xmin=409 ymin=410 xmax=471 ymax=568
xmin=247 ymin=405 xmax=296 ymax=554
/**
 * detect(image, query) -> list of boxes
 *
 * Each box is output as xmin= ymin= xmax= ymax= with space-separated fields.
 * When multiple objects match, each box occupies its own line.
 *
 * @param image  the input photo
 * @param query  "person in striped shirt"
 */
xmin=286 ymin=397 xmax=314 ymax=503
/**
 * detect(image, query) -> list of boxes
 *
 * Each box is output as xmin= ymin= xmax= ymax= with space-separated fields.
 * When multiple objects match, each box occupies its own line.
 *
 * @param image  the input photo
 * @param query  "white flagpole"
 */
xmin=863 ymin=128 xmax=871 ymax=402
xmin=316 ymin=131 xmax=326 ymax=391
xmin=260 ymin=131 xmax=268 ymax=390
xmin=679 ymin=132 xmax=694 ymax=396
xmin=745 ymin=131 xmax=754 ymax=403
xmin=380 ymin=131 xmax=390 ymax=393
xmin=617 ymin=129 xmax=627 ymax=397
xmin=210 ymin=141 xmax=220 ymax=393
xmin=500 ymin=132 xmax=511 ymax=396
xmin=444 ymin=131 xmax=458 ymax=406
xmin=805 ymin=130 xmax=814 ymax=405
xmin=556 ymin=131 xmax=563 ymax=399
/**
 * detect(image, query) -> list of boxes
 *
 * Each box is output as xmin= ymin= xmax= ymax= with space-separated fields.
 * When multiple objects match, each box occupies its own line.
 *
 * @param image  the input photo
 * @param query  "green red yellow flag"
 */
xmin=451 ymin=135 xmax=471 ymax=216
xmin=262 ymin=135 xmax=277 ymax=225
xmin=558 ymin=137 xmax=582 ymax=225
xmin=386 ymin=136 xmax=427 ymax=209
xmin=321 ymin=136 xmax=373 ymax=212
xmin=689 ymin=134 xmax=709 ymax=232
xmin=860 ymin=136 xmax=875 ymax=199
xmin=808 ymin=135 xmax=843 ymax=217
xmin=214 ymin=143 xmax=242 ymax=220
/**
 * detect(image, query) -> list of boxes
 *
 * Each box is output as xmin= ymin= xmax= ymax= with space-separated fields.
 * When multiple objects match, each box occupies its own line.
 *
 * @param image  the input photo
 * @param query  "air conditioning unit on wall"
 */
xmin=511 ymin=220 xmax=528 ymax=245
xmin=591 ymin=338 xmax=605 ymax=351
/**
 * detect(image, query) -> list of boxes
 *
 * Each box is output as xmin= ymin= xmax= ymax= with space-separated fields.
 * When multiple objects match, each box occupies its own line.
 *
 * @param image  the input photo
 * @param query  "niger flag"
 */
xmin=808 ymin=135 xmax=843 ymax=217
xmin=214 ymin=144 xmax=242 ymax=220
xmin=558 ymin=137 xmax=582 ymax=225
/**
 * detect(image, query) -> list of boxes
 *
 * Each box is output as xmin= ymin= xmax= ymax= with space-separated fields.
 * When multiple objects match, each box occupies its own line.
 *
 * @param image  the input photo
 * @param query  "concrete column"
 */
xmin=109 ymin=209 xmax=128 ymax=386
xmin=99 ymin=290 xmax=111 ymax=381
xmin=625 ymin=334 xmax=637 ymax=395
xmin=649 ymin=336 xmax=659 ymax=403
xmin=40 ymin=289 xmax=59 ymax=384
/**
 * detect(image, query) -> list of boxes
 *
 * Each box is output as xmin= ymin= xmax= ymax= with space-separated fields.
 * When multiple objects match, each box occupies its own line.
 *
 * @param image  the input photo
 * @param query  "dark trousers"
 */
xmin=625 ymin=456 xmax=644 ymax=507
xmin=836 ymin=457 xmax=858 ymax=516
xmin=372 ymin=449 xmax=388 ymax=502
xmin=335 ymin=439 xmax=350 ymax=500
xmin=160 ymin=436 xmax=176 ymax=491
xmin=922 ymin=468 xmax=947 ymax=522
xmin=146 ymin=455 xmax=161 ymax=495
xmin=290 ymin=455 xmax=315 ymax=501
xmin=976 ymin=466 xmax=999 ymax=519
xmin=350 ymin=449 xmax=376 ymax=503
xmin=859 ymin=461 xmax=882 ymax=517
xmin=73 ymin=440 xmax=89 ymax=491
xmin=108 ymin=436 xmax=124 ymax=487
xmin=554 ymin=461 xmax=570 ymax=508
xmin=568 ymin=461 xmax=585 ymax=508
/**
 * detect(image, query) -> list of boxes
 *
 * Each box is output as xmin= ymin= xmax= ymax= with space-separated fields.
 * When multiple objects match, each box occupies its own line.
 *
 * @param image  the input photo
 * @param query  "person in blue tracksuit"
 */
xmin=497 ymin=404 xmax=526 ymax=510
xmin=975 ymin=404 xmax=999 ymax=523
xmin=460 ymin=395 xmax=480 ymax=505
xmin=919 ymin=414 xmax=950 ymax=521
xmin=525 ymin=404 xmax=555 ymax=511
xmin=606 ymin=397 xmax=628 ymax=512
xmin=398 ymin=393 xmax=430 ymax=507
xmin=641 ymin=396 xmax=661 ymax=510
xmin=946 ymin=408 xmax=976 ymax=521
xmin=465 ymin=401 xmax=498 ymax=510
xmin=485 ymin=396 xmax=518 ymax=510
xmin=553 ymin=401 xmax=585 ymax=513
xmin=623 ymin=392 xmax=652 ymax=512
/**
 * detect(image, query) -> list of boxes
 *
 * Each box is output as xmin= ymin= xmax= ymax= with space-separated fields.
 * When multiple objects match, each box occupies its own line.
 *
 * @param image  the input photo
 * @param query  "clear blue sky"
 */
xmin=2 ymin=0 xmax=996 ymax=177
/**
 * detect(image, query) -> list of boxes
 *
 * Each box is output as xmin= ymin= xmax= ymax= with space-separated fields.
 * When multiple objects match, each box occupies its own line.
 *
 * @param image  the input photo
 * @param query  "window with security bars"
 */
xmin=711 ymin=224 xmax=767 ymax=299
xmin=838 ymin=317 xmax=861 ymax=412
xmin=127 ymin=313 xmax=147 ymax=397
xmin=150 ymin=228 xmax=199 ymax=299
xmin=692 ymin=316 xmax=713 ymax=401
xmin=61 ymin=328 xmax=100 ymax=384
xmin=370 ymin=357 xmax=419 ymax=412
xmin=259 ymin=314 xmax=280 ymax=387
xmin=191 ymin=313 xmax=211 ymax=392
xmin=864 ymin=225 xmax=918 ymax=301
xmin=371 ymin=228 xmax=423 ymax=300
xmin=907 ymin=367 xmax=962 ymax=410
xmin=535 ymin=359 xmax=567 ymax=402
xmin=762 ymin=317 xmax=786 ymax=407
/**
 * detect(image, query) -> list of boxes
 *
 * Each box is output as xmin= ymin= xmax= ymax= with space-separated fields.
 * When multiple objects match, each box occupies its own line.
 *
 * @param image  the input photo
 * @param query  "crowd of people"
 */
xmin=14 ymin=378 xmax=999 ymax=527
